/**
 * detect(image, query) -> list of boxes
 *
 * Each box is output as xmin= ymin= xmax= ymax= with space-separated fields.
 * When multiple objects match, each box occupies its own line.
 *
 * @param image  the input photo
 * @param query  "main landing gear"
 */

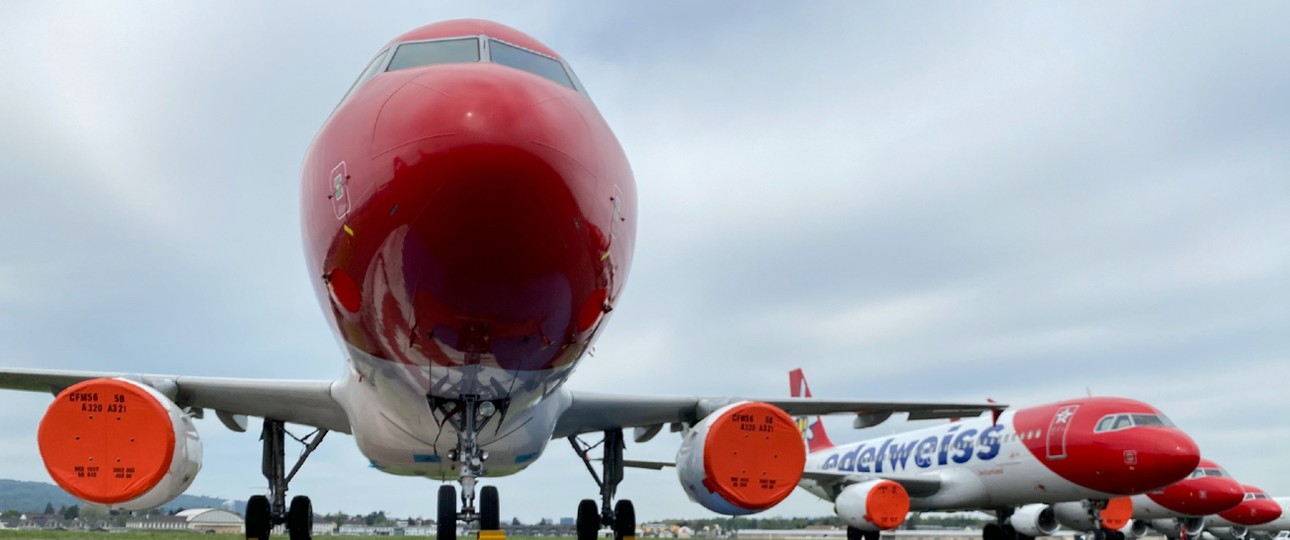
xmin=569 ymin=429 xmax=637 ymax=540
xmin=429 ymin=395 xmax=507 ymax=540
xmin=245 ymin=419 xmax=328 ymax=540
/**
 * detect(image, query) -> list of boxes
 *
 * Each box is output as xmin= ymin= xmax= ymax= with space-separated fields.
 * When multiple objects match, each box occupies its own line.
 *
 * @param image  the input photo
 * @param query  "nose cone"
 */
xmin=1220 ymin=487 xmax=1283 ymax=526
xmin=323 ymin=64 xmax=633 ymax=376
xmin=1148 ymin=475 xmax=1245 ymax=516
xmin=1062 ymin=427 xmax=1200 ymax=495
xmin=1121 ymin=428 xmax=1201 ymax=493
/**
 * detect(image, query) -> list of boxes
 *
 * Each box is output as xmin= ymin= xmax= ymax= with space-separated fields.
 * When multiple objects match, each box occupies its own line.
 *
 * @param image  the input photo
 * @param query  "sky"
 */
xmin=1 ymin=0 xmax=1289 ymax=525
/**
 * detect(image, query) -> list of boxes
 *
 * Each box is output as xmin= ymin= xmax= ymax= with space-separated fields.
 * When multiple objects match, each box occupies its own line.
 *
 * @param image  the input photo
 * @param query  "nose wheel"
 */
xmin=428 ymin=394 xmax=508 ymax=540
xmin=569 ymin=430 xmax=637 ymax=540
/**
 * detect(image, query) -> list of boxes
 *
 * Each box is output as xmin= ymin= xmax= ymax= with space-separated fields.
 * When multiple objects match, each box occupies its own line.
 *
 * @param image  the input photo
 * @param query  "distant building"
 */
xmin=128 ymin=508 xmax=244 ymax=534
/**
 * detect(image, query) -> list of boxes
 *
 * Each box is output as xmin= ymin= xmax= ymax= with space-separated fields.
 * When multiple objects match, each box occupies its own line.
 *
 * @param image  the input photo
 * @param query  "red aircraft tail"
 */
xmin=789 ymin=368 xmax=836 ymax=453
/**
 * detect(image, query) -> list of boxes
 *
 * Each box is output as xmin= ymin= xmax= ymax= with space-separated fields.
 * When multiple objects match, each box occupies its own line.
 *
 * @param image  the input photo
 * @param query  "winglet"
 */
xmin=988 ymin=398 xmax=1003 ymax=426
xmin=789 ymin=368 xmax=835 ymax=453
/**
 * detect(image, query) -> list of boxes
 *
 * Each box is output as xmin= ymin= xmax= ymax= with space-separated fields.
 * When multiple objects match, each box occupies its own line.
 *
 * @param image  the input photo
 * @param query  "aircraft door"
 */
xmin=1045 ymin=405 xmax=1079 ymax=460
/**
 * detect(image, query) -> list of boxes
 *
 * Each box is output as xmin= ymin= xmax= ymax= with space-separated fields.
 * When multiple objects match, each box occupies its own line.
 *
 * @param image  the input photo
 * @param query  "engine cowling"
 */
xmin=1008 ymin=504 xmax=1059 ymax=537
xmin=834 ymin=480 xmax=910 ymax=531
xmin=1124 ymin=519 xmax=1150 ymax=539
xmin=1054 ymin=498 xmax=1134 ymax=531
xmin=676 ymin=401 xmax=806 ymax=515
xmin=38 ymin=378 xmax=202 ymax=510
xmin=1150 ymin=517 xmax=1206 ymax=537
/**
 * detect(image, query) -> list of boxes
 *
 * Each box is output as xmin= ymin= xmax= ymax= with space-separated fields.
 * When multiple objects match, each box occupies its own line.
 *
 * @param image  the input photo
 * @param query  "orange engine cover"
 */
xmin=676 ymin=401 xmax=807 ymax=515
xmin=37 ymin=378 xmax=201 ymax=510
xmin=834 ymin=479 xmax=911 ymax=531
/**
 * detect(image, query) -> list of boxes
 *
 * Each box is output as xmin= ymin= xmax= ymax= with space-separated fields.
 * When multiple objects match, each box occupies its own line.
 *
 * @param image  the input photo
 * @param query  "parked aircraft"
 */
xmin=790 ymin=369 xmax=1200 ymax=540
xmin=0 ymin=19 xmax=1004 ymax=540
xmin=1202 ymin=485 xmax=1284 ymax=540
xmin=1119 ymin=458 xmax=1245 ymax=540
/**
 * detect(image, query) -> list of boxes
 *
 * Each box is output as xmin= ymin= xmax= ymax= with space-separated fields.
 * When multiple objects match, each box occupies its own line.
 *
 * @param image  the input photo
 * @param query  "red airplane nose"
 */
xmin=1148 ymin=475 xmax=1245 ymax=516
xmin=1221 ymin=499 xmax=1284 ymax=526
xmin=347 ymin=65 xmax=620 ymax=373
xmin=1130 ymin=429 xmax=1201 ymax=492
xmin=1078 ymin=427 xmax=1200 ymax=495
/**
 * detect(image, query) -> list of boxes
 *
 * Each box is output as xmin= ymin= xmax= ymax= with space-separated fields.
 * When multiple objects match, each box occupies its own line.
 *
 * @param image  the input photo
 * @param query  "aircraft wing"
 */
xmin=0 ymin=368 xmax=350 ymax=433
xmin=800 ymin=470 xmax=943 ymax=498
xmin=552 ymin=390 xmax=1002 ymax=439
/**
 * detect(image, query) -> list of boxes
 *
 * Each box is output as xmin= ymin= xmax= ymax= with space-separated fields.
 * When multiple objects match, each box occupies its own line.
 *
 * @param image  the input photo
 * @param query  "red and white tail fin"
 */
xmin=789 ymin=368 xmax=835 ymax=453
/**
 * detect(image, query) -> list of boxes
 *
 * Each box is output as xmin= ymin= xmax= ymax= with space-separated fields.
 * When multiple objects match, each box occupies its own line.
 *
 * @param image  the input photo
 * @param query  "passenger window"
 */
xmin=388 ymin=38 xmax=480 ymax=71
xmin=489 ymin=39 xmax=576 ymax=89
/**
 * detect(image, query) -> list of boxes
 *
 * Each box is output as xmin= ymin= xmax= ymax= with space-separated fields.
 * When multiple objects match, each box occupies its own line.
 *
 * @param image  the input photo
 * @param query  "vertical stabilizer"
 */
xmin=788 ymin=368 xmax=836 ymax=453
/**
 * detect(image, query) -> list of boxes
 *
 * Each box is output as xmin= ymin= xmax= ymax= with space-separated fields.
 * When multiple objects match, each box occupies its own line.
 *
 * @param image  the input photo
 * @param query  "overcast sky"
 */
xmin=1 ymin=1 xmax=1288 ymax=524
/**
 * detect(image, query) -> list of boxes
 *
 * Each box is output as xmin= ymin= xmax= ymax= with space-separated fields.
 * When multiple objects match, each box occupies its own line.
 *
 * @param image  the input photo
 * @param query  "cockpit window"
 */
xmin=339 ymin=48 xmax=392 ymax=105
xmin=1094 ymin=412 xmax=1175 ymax=432
xmin=489 ymin=39 xmax=576 ymax=90
xmin=1131 ymin=414 xmax=1175 ymax=427
xmin=1190 ymin=467 xmax=1228 ymax=478
xmin=387 ymin=38 xmax=481 ymax=71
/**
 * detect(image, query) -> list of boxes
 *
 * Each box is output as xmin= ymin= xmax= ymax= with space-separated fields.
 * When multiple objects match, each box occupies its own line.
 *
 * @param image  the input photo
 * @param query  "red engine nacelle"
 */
xmin=38 ymin=378 xmax=202 ymax=510
xmin=676 ymin=401 xmax=806 ymax=515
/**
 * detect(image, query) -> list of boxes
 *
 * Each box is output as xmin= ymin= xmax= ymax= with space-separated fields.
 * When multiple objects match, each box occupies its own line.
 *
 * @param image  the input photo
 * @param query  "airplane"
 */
xmin=789 ymin=369 xmax=1201 ymax=540
xmin=1246 ymin=498 xmax=1290 ymax=540
xmin=1201 ymin=485 xmax=1283 ymax=540
xmin=1116 ymin=458 xmax=1245 ymax=540
xmin=0 ymin=19 xmax=1007 ymax=540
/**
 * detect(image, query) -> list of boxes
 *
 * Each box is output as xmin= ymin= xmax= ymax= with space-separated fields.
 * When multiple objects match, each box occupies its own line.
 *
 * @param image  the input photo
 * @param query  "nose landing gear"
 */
xmin=429 ymin=395 xmax=507 ymax=540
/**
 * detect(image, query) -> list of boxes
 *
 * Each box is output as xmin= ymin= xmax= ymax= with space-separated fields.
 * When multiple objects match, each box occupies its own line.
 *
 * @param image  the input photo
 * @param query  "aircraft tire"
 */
xmin=847 ymin=527 xmax=865 ymax=540
xmin=288 ymin=495 xmax=313 ymax=540
xmin=480 ymin=485 xmax=500 ymax=531
xmin=438 ymin=485 xmax=457 ymax=540
xmin=863 ymin=530 xmax=881 ymax=540
xmin=577 ymin=499 xmax=599 ymax=540
xmin=1003 ymin=524 xmax=1018 ymax=540
xmin=983 ymin=523 xmax=1004 ymax=540
xmin=246 ymin=494 xmax=271 ymax=540
xmin=613 ymin=499 xmax=636 ymax=540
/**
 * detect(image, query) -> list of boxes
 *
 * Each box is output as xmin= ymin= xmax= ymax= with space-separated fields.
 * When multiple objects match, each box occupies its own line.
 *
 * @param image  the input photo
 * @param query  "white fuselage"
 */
xmin=800 ymin=410 xmax=1114 ymax=511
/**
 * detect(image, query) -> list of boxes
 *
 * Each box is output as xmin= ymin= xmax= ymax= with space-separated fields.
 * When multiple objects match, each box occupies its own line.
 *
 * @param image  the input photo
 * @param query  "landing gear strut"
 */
xmin=569 ymin=430 xmax=637 ymax=540
xmin=428 ymin=394 xmax=507 ymax=540
xmin=245 ymin=418 xmax=328 ymax=540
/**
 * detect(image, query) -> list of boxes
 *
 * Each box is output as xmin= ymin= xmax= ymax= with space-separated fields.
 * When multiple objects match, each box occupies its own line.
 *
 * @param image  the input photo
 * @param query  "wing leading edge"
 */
xmin=0 ymin=368 xmax=350 ymax=433
xmin=553 ymin=390 xmax=1003 ymax=439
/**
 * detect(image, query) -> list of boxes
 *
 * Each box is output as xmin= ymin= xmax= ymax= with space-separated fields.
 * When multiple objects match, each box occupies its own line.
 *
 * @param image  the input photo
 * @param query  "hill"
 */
xmin=0 ymin=479 xmax=245 ymax=515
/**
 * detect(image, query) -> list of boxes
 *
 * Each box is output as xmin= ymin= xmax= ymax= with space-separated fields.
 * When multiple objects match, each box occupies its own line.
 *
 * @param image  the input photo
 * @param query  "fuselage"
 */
xmin=1207 ymin=485 xmax=1284 ymax=529
xmin=1132 ymin=459 xmax=1244 ymax=519
xmin=300 ymin=20 xmax=635 ymax=478
xmin=801 ymin=397 xmax=1199 ymax=511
